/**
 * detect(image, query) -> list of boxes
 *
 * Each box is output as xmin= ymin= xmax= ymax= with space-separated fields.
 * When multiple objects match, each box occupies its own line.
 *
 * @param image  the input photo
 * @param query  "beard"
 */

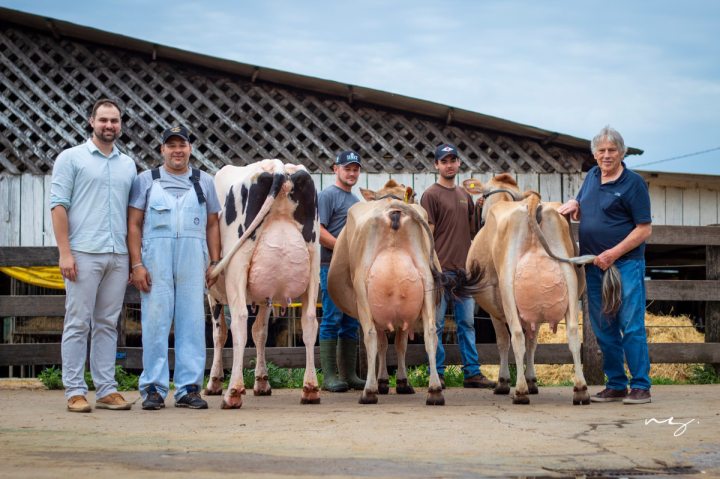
xmin=94 ymin=128 xmax=119 ymax=143
xmin=440 ymin=171 xmax=457 ymax=181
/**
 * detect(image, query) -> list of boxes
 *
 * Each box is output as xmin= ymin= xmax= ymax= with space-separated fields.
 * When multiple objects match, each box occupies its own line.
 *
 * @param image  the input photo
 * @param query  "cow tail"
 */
xmin=209 ymin=172 xmax=285 ymax=279
xmin=601 ymin=264 xmax=623 ymax=316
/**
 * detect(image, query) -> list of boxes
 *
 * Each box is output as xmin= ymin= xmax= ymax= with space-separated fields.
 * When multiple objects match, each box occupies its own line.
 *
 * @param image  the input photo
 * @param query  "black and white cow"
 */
xmin=205 ymin=159 xmax=320 ymax=408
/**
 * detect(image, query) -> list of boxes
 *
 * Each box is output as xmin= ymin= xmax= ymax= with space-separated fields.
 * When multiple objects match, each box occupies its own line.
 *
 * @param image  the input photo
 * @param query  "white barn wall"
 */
xmin=2 ymin=171 xmax=719 ymax=247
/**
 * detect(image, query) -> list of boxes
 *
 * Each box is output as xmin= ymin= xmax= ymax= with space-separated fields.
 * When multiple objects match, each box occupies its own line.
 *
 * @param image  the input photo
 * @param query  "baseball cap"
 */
xmin=434 ymin=143 xmax=459 ymax=162
xmin=162 ymin=125 xmax=195 ymax=144
xmin=335 ymin=150 xmax=361 ymax=167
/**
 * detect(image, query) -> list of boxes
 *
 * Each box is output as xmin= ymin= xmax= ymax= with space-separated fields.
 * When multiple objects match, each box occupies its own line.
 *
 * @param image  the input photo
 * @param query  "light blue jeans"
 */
xmin=138 ymin=182 xmax=208 ymax=401
xmin=319 ymin=264 xmax=360 ymax=340
xmin=586 ymin=259 xmax=651 ymax=391
xmin=435 ymin=273 xmax=481 ymax=378
xmin=62 ymin=251 xmax=128 ymax=400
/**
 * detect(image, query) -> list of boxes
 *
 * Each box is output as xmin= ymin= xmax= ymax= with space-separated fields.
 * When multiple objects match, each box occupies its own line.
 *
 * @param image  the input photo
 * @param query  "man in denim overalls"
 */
xmin=128 ymin=126 xmax=221 ymax=410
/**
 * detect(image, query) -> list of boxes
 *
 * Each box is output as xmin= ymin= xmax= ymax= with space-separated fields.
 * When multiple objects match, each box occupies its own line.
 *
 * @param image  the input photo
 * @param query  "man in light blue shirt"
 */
xmin=50 ymin=98 xmax=137 ymax=413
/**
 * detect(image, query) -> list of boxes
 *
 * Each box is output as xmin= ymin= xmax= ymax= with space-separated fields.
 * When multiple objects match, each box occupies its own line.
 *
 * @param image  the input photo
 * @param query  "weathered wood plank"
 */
xmin=0 ymin=288 xmax=140 ymax=316
xmin=43 ymin=175 xmax=56 ymax=246
xmin=682 ymin=188 xmax=700 ymax=227
xmin=0 ymin=175 xmax=21 ymax=247
xmin=539 ymin=173 xmax=562 ymax=202
xmin=3 ymin=343 xmax=719 ymax=368
xmin=20 ymin=175 xmax=44 ymax=246
xmin=645 ymin=280 xmax=720 ymax=301
xmin=515 ymin=172 xmax=539 ymax=194
xmin=665 ymin=186 xmax=684 ymax=226
xmin=649 ymin=184 xmax=666 ymax=225
xmin=700 ymin=189 xmax=719 ymax=226
xmin=706 ymin=246 xmax=720 ymax=372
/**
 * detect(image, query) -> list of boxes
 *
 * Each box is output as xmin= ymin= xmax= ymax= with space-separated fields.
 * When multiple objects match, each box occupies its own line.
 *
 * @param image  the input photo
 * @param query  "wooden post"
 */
xmin=581 ymin=292 xmax=604 ymax=385
xmin=705 ymin=244 xmax=720 ymax=374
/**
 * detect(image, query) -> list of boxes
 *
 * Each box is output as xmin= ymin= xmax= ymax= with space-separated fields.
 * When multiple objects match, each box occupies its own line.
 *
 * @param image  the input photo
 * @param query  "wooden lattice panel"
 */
xmin=0 ymin=24 xmax=590 ymax=175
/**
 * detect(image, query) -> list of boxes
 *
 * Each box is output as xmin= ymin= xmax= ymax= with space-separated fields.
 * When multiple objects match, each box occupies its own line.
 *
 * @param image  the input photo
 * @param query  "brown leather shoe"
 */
xmin=96 ymin=392 xmax=132 ymax=410
xmin=67 ymin=395 xmax=91 ymax=413
xmin=623 ymin=388 xmax=651 ymax=404
xmin=590 ymin=387 xmax=628 ymax=402
xmin=463 ymin=374 xmax=496 ymax=389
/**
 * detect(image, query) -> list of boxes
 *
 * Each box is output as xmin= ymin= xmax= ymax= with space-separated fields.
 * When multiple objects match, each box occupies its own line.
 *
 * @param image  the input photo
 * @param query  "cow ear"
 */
xmin=462 ymin=178 xmax=484 ymax=195
xmin=359 ymin=188 xmax=376 ymax=202
xmin=404 ymin=186 xmax=415 ymax=203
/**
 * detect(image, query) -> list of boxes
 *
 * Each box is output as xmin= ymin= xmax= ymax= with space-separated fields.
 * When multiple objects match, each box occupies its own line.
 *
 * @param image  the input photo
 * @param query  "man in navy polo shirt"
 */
xmin=558 ymin=126 xmax=652 ymax=404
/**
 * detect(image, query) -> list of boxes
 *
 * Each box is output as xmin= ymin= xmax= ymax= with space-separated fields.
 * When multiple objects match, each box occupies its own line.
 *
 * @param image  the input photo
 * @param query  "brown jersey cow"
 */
xmin=465 ymin=173 xmax=590 ymax=405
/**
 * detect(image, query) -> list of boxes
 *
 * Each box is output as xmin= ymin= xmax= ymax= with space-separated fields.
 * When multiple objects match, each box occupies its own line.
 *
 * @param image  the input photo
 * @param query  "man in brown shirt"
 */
xmin=421 ymin=143 xmax=495 ymax=389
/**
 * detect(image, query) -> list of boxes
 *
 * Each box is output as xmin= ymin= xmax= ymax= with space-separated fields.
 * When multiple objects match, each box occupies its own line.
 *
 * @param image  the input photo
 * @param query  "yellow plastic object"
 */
xmin=0 ymin=266 xmax=65 ymax=290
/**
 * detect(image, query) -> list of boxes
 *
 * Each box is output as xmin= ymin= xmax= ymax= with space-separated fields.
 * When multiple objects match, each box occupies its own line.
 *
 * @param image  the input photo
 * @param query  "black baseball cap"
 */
xmin=434 ymin=143 xmax=459 ymax=162
xmin=162 ymin=125 xmax=195 ymax=144
xmin=335 ymin=150 xmax=361 ymax=167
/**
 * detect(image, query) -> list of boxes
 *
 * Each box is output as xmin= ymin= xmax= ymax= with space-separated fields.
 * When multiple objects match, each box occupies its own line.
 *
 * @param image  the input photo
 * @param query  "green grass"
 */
xmin=38 ymin=362 xmax=720 ymax=390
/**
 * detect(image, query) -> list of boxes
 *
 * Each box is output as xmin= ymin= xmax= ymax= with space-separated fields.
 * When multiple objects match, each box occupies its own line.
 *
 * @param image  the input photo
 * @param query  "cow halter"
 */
xmin=482 ymin=188 xmax=522 ymax=201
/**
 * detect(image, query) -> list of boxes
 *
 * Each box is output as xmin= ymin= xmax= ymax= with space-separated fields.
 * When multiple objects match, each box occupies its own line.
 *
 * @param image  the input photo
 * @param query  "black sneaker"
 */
xmin=142 ymin=386 xmax=165 ymax=410
xmin=590 ymin=387 xmax=628 ymax=403
xmin=175 ymin=386 xmax=208 ymax=409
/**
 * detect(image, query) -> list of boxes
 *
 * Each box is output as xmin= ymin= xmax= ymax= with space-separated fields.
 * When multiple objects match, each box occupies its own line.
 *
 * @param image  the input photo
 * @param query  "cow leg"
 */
xmin=422 ymin=295 xmax=444 ymax=406
xmin=377 ymin=331 xmax=390 ymax=395
xmin=567 ymin=298 xmax=590 ymax=405
xmin=299 ymin=277 xmax=320 ymax=405
xmin=498 ymin=268 xmax=530 ymax=404
xmin=252 ymin=304 xmax=272 ymax=396
xmin=222 ymin=267 xmax=250 ymax=409
xmin=205 ymin=294 xmax=227 ymax=395
xmin=359 ymin=324 xmax=379 ymax=404
xmin=524 ymin=330 xmax=539 ymax=394
xmin=491 ymin=317 xmax=511 ymax=395
xmin=395 ymin=329 xmax=415 ymax=395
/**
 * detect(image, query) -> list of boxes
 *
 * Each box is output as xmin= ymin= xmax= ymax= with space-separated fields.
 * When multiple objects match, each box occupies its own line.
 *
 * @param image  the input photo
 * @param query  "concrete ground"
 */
xmin=0 ymin=382 xmax=718 ymax=478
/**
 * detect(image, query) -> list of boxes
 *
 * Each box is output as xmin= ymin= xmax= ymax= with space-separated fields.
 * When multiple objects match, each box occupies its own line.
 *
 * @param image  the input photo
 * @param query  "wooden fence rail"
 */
xmin=2 ymin=225 xmax=719 ymax=379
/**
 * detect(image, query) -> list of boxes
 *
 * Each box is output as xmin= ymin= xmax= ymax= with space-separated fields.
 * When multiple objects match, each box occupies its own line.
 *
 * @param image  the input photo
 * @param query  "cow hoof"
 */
xmin=221 ymin=399 xmax=242 ymax=409
xmin=528 ymin=378 xmax=539 ymax=395
xmin=301 ymin=385 xmax=321 ymax=405
xmin=573 ymin=385 xmax=590 ymax=405
xmin=359 ymin=391 xmax=378 ymax=404
xmin=494 ymin=378 xmax=511 ymax=395
xmin=426 ymin=389 xmax=445 ymax=406
xmin=378 ymin=379 xmax=390 ymax=395
xmin=395 ymin=379 xmax=415 ymax=395
xmin=204 ymin=377 xmax=224 ymax=395
xmin=254 ymin=376 xmax=271 ymax=396
xmin=512 ymin=393 xmax=530 ymax=405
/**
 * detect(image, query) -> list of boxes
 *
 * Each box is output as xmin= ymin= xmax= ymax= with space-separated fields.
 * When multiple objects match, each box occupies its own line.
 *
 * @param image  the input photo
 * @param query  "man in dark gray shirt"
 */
xmin=318 ymin=151 xmax=364 ymax=392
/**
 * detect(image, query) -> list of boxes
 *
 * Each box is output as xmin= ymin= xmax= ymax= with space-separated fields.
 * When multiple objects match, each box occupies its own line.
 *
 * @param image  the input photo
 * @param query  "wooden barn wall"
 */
xmin=3 ymin=171 xmax=714 ymax=247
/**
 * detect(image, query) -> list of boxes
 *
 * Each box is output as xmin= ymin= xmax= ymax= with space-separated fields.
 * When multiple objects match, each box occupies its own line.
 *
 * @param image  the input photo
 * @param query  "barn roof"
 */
xmin=0 ymin=6 xmax=642 ymax=175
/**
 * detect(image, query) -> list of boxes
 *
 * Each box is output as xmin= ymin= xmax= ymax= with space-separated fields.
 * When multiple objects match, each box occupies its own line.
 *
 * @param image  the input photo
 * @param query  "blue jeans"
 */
xmin=435 ymin=275 xmax=481 ymax=378
xmin=319 ymin=264 xmax=360 ymax=340
xmin=586 ymin=259 xmax=651 ymax=391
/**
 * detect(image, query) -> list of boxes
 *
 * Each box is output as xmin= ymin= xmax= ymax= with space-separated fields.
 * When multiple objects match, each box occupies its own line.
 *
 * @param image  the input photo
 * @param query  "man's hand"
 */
xmin=59 ymin=252 xmax=78 ymax=282
xmin=593 ymin=249 xmax=619 ymax=271
xmin=131 ymin=265 xmax=152 ymax=292
xmin=205 ymin=264 xmax=218 ymax=288
xmin=557 ymin=199 xmax=580 ymax=221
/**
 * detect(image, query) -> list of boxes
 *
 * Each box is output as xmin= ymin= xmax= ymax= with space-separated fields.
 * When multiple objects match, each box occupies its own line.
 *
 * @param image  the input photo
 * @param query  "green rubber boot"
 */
xmin=338 ymin=337 xmax=366 ymax=390
xmin=320 ymin=339 xmax=349 ymax=392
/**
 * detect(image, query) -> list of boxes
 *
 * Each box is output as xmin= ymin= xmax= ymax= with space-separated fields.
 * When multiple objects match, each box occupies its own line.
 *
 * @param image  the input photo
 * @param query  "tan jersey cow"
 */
xmin=465 ymin=173 xmax=590 ymax=405
xmin=328 ymin=180 xmax=447 ymax=405
xmin=205 ymin=159 xmax=321 ymax=408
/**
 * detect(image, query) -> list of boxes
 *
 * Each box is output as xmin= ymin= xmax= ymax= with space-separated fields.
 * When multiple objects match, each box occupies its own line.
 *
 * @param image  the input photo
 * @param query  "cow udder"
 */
xmin=247 ymin=218 xmax=310 ymax=302
xmin=513 ymin=249 xmax=568 ymax=330
xmin=366 ymin=248 xmax=424 ymax=332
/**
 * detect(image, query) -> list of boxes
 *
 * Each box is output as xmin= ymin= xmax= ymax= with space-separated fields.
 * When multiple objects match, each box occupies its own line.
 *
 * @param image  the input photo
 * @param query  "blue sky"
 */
xmin=3 ymin=1 xmax=719 ymax=175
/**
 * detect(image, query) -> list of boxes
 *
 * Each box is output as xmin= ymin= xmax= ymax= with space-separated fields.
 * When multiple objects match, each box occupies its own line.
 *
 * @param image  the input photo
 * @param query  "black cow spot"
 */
xmin=288 ymin=170 xmax=317 ymax=244
xmin=224 ymin=187 xmax=237 ymax=226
